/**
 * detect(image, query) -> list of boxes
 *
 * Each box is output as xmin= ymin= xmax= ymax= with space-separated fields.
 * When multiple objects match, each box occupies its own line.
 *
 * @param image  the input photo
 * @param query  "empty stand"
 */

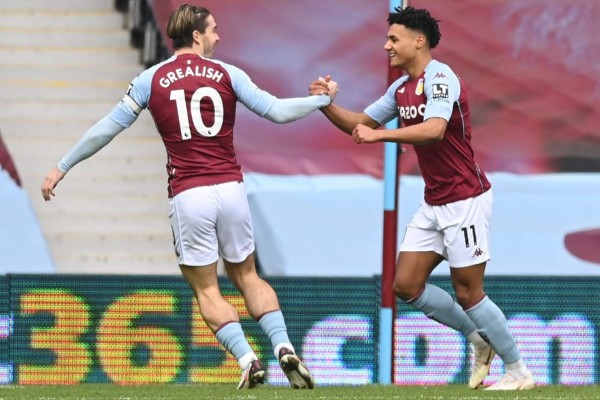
xmin=0 ymin=0 xmax=178 ymax=274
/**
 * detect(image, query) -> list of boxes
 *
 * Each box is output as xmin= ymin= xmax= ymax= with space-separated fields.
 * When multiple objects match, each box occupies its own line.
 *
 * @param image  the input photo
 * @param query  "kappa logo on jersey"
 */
xmin=399 ymin=104 xmax=426 ymax=120
xmin=474 ymin=248 xmax=485 ymax=257
xmin=434 ymin=72 xmax=447 ymax=79
xmin=415 ymin=79 xmax=424 ymax=95
xmin=432 ymin=83 xmax=449 ymax=100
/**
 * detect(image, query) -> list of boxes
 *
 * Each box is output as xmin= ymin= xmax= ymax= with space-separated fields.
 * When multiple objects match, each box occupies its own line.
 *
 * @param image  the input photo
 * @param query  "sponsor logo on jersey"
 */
xmin=398 ymin=104 xmax=426 ymax=120
xmin=432 ymin=83 xmax=449 ymax=100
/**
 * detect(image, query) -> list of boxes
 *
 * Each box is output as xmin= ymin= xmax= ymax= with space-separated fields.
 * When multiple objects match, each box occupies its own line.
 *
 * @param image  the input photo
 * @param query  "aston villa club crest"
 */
xmin=415 ymin=79 xmax=424 ymax=95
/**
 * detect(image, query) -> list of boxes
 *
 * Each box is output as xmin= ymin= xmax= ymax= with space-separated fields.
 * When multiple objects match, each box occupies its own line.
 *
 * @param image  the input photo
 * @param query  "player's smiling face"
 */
xmin=200 ymin=15 xmax=219 ymax=58
xmin=384 ymin=24 xmax=419 ymax=69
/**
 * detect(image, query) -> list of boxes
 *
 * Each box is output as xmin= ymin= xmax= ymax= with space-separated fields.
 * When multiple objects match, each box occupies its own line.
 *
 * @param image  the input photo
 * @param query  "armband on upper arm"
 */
xmin=121 ymin=95 xmax=142 ymax=116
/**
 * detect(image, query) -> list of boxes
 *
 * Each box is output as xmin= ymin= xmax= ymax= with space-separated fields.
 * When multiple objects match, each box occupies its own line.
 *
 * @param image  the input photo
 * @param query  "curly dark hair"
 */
xmin=387 ymin=6 xmax=441 ymax=49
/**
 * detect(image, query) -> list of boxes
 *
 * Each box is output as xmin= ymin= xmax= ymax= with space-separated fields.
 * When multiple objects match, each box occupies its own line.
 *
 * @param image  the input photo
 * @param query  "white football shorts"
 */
xmin=399 ymin=189 xmax=493 ymax=268
xmin=168 ymin=181 xmax=255 ymax=266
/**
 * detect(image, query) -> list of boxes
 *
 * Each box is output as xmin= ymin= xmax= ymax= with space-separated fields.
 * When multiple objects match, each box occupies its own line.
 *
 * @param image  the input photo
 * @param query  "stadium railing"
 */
xmin=114 ymin=0 xmax=168 ymax=67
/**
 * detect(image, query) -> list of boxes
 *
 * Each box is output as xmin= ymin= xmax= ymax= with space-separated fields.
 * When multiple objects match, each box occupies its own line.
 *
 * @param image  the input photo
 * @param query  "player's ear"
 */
xmin=415 ymin=33 xmax=427 ymax=49
xmin=192 ymin=29 xmax=202 ymax=44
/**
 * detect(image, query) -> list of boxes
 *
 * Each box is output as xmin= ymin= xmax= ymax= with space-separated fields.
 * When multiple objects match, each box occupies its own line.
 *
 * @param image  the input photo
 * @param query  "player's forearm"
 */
xmin=263 ymin=95 xmax=330 ymax=123
xmin=378 ymin=118 xmax=446 ymax=144
xmin=58 ymin=116 xmax=125 ymax=172
xmin=319 ymin=104 xmax=366 ymax=135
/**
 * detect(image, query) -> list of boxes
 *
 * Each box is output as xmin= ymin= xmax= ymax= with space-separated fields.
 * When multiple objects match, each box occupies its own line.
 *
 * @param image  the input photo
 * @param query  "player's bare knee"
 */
xmin=455 ymin=290 xmax=485 ymax=310
xmin=393 ymin=280 xmax=421 ymax=301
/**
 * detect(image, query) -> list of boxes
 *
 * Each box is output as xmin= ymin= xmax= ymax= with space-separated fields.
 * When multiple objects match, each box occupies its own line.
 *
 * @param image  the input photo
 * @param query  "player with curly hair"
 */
xmin=310 ymin=6 xmax=534 ymax=391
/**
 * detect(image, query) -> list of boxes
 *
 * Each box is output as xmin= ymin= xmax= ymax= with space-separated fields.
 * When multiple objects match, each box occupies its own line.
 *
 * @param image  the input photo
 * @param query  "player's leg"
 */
xmin=224 ymin=255 xmax=314 ymax=389
xmin=447 ymin=189 xmax=533 ymax=390
xmin=180 ymin=263 xmax=264 ymax=389
xmin=395 ymin=250 xmax=485 ymax=340
xmin=465 ymin=295 xmax=533 ymax=390
xmin=170 ymin=185 xmax=263 ymax=389
xmin=397 ymin=201 xmax=493 ymax=388
xmin=396 ymin=203 xmax=483 ymax=340
xmin=450 ymin=263 xmax=496 ymax=389
xmin=454 ymin=267 xmax=533 ymax=391
xmin=217 ymin=181 xmax=313 ymax=389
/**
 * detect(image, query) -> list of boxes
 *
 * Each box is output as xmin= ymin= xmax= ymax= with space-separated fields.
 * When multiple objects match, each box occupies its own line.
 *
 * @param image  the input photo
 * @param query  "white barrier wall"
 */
xmin=3 ymin=171 xmax=598 ymax=277
xmin=0 ymin=170 xmax=54 ymax=273
xmin=246 ymin=173 xmax=600 ymax=276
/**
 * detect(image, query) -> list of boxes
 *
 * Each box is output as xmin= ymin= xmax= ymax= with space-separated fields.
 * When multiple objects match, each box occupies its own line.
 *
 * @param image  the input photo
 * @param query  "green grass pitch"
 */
xmin=0 ymin=384 xmax=599 ymax=400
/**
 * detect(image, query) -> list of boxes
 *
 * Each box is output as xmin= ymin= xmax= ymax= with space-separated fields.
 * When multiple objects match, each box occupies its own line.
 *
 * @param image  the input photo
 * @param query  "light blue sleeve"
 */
xmin=219 ymin=61 xmax=330 ymax=123
xmin=423 ymin=61 xmax=460 ymax=121
xmin=222 ymin=63 xmax=276 ymax=116
xmin=57 ymin=116 xmax=125 ymax=172
xmin=364 ymin=77 xmax=407 ymax=126
xmin=108 ymin=62 xmax=164 ymax=127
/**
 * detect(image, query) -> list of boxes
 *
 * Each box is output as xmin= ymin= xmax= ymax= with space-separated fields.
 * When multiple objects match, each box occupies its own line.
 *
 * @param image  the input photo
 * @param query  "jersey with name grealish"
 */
xmin=365 ymin=59 xmax=490 ymax=206
xmin=112 ymin=53 xmax=278 ymax=198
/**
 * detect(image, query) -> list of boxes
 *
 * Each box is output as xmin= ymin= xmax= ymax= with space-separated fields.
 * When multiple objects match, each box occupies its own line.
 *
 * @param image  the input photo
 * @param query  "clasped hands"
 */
xmin=309 ymin=74 xmax=338 ymax=104
xmin=308 ymin=75 xmax=378 ymax=144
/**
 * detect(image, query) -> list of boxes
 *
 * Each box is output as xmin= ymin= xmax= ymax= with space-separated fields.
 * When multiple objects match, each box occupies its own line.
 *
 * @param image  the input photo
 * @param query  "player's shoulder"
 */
xmin=425 ymin=59 xmax=458 ymax=81
xmin=204 ymin=56 xmax=232 ymax=69
xmin=207 ymin=57 xmax=247 ymax=79
xmin=388 ymin=74 xmax=410 ymax=93
xmin=135 ymin=55 xmax=177 ymax=85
